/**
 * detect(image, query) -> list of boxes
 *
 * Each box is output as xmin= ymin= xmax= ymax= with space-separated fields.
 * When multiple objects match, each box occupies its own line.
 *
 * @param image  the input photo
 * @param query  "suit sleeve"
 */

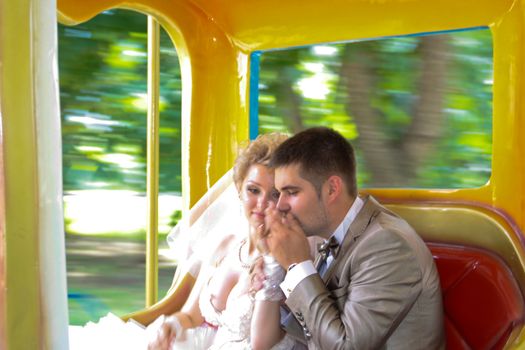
xmin=285 ymin=228 xmax=423 ymax=350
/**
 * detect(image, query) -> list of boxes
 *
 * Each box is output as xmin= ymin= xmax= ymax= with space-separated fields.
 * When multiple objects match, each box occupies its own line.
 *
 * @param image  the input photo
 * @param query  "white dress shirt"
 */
xmin=280 ymin=196 xmax=364 ymax=297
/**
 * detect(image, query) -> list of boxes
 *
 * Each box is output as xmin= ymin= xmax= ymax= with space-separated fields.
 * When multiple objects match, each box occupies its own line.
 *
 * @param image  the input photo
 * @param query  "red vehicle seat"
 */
xmin=428 ymin=243 xmax=525 ymax=350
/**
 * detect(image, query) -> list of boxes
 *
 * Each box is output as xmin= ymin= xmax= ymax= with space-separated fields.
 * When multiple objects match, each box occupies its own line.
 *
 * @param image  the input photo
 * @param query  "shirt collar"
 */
xmin=330 ymin=196 xmax=364 ymax=245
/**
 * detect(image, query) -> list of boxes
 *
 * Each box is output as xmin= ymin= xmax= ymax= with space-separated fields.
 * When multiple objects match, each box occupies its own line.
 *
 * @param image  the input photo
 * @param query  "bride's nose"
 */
xmin=257 ymin=192 xmax=273 ymax=211
xmin=256 ymin=195 xmax=267 ymax=211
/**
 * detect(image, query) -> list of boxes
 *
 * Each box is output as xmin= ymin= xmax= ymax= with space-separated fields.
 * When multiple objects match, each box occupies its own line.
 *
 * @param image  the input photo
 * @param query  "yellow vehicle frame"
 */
xmin=2 ymin=0 xmax=525 ymax=348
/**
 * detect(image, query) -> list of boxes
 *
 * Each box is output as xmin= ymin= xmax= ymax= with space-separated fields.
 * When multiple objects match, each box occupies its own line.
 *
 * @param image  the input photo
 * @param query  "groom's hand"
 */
xmin=263 ymin=202 xmax=311 ymax=268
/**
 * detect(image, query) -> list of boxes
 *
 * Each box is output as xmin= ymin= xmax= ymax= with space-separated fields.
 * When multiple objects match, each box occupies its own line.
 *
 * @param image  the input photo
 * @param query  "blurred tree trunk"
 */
xmin=341 ymin=43 xmax=406 ymax=186
xmin=341 ymin=36 xmax=450 ymax=186
xmin=274 ymin=66 xmax=305 ymax=133
xmin=402 ymin=36 xmax=450 ymax=179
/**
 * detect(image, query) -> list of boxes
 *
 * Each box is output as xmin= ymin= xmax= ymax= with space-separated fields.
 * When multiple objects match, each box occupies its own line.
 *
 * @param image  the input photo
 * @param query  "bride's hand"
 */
xmin=255 ymin=224 xmax=270 ymax=254
xmin=249 ymin=257 xmax=266 ymax=295
xmin=254 ymin=255 xmax=285 ymax=302
xmin=148 ymin=315 xmax=182 ymax=350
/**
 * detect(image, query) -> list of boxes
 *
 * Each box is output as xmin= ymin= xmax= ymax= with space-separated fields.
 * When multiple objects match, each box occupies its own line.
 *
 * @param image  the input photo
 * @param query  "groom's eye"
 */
xmin=271 ymin=191 xmax=280 ymax=200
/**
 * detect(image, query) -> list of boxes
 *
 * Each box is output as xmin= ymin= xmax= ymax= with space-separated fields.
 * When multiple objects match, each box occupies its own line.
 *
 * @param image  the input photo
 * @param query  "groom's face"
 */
xmin=274 ymin=164 xmax=330 ymax=237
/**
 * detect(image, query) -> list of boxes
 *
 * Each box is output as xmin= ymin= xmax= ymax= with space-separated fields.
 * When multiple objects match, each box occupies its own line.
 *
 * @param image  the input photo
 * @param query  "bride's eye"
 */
xmin=247 ymin=187 xmax=260 ymax=195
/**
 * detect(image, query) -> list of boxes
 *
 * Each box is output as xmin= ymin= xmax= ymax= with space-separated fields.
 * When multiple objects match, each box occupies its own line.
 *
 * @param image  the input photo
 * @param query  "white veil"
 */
xmin=166 ymin=170 xmax=248 ymax=277
xmin=68 ymin=172 xmax=246 ymax=349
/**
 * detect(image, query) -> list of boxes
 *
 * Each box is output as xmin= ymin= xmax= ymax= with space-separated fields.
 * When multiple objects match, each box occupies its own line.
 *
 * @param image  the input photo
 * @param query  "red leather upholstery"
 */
xmin=428 ymin=243 xmax=525 ymax=350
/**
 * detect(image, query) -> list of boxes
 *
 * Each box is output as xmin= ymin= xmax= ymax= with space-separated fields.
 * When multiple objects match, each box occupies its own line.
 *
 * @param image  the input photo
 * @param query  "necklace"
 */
xmin=238 ymin=239 xmax=251 ymax=270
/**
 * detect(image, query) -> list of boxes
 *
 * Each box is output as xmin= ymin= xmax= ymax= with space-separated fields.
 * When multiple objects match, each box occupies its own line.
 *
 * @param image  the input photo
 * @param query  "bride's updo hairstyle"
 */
xmin=233 ymin=133 xmax=288 ymax=191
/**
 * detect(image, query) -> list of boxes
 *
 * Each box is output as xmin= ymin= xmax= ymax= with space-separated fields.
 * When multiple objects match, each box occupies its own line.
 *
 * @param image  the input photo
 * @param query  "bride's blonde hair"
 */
xmin=233 ymin=133 xmax=288 ymax=191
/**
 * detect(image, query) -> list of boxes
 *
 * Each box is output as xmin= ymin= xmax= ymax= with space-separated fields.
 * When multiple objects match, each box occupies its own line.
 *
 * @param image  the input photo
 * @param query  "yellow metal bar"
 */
xmin=0 ymin=137 xmax=5 ymax=350
xmin=1 ymin=0 xmax=42 ymax=347
xmin=146 ymin=15 xmax=160 ymax=307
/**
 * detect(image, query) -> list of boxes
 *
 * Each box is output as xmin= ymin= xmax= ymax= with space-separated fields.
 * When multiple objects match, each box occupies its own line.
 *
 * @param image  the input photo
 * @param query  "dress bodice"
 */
xmin=205 ymin=292 xmax=254 ymax=349
xmin=198 ymin=239 xmax=255 ymax=349
xmin=198 ymin=239 xmax=295 ymax=350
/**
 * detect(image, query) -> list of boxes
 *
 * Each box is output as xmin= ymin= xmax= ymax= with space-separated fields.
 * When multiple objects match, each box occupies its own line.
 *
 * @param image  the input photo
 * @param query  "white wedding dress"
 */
xmin=191 ymin=241 xmax=295 ymax=350
xmin=69 ymin=172 xmax=295 ymax=349
xmin=69 ymin=240 xmax=295 ymax=350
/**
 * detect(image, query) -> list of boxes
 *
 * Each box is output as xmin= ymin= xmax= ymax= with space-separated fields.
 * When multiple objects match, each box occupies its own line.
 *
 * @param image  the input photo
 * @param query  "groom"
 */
xmin=261 ymin=127 xmax=445 ymax=349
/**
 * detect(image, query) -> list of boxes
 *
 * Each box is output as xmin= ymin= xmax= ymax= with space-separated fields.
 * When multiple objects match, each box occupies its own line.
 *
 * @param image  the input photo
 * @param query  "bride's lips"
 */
xmin=252 ymin=212 xmax=265 ymax=220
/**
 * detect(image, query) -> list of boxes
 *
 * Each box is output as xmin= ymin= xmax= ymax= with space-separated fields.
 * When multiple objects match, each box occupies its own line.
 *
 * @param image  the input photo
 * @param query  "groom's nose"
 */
xmin=276 ymin=195 xmax=290 ymax=214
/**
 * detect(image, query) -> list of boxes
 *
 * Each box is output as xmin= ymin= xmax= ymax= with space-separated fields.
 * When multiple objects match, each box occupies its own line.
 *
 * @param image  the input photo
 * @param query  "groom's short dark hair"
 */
xmin=270 ymin=127 xmax=357 ymax=197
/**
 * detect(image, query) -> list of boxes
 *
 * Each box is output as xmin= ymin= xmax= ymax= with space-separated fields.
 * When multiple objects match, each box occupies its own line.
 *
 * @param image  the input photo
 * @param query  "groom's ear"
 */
xmin=325 ymin=175 xmax=343 ymax=203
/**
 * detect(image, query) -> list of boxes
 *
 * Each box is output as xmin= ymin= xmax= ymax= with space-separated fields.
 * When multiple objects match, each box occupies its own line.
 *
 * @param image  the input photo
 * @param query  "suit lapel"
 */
xmin=322 ymin=195 xmax=382 ymax=283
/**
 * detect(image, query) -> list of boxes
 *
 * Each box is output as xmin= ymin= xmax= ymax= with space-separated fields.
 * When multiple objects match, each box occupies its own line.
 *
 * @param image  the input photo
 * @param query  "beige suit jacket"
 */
xmin=284 ymin=196 xmax=445 ymax=350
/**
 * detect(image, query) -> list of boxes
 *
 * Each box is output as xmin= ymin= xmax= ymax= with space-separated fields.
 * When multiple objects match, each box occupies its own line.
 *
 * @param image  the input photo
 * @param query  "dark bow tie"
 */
xmin=315 ymin=236 xmax=339 ymax=271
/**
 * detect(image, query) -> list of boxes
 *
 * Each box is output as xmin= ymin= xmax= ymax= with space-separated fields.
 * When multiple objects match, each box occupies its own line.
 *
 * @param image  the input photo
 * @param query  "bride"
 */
xmin=147 ymin=132 xmax=296 ymax=349
xmin=69 ymin=133 xmax=294 ymax=349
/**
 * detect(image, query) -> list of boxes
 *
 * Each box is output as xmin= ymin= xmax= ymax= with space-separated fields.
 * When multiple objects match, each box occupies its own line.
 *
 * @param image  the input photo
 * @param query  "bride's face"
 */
xmin=240 ymin=164 xmax=279 ymax=228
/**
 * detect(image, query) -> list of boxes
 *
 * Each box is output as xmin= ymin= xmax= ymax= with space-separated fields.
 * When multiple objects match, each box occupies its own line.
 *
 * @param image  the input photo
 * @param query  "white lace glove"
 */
xmin=254 ymin=255 xmax=286 ymax=302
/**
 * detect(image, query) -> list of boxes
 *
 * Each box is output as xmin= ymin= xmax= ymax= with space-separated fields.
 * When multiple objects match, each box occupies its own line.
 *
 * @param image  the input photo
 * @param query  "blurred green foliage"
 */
xmin=259 ymin=30 xmax=492 ymax=188
xmin=59 ymin=10 xmax=182 ymax=194
xmin=59 ymin=11 xmax=492 ymax=194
